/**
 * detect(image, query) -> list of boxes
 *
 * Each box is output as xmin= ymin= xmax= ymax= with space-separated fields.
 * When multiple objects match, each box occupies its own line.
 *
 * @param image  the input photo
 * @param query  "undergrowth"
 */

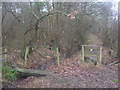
xmin=2 ymin=62 xmax=18 ymax=81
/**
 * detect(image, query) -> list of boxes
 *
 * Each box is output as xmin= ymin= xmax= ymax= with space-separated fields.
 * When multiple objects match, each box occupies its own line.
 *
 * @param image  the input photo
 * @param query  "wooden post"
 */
xmin=56 ymin=47 xmax=60 ymax=66
xmin=82 ymin=46 xmax=84 ymax=62
xmin=99 ymin=46 xmax=102 ymax=65
xmin=4 ymin=47 xmax=7 ymax=62
xmin=24 ymin=46 xmax=30 ymax=66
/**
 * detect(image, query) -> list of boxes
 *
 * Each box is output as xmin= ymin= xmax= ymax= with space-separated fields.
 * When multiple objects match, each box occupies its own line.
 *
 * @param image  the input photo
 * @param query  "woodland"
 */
xmin=1 ymin=2 xmax=118 ymax=88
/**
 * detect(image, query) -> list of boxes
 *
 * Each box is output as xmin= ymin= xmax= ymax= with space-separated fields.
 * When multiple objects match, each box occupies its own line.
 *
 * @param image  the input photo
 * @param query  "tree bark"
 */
xmin=15 ymin=67 xmax=55 ymax=77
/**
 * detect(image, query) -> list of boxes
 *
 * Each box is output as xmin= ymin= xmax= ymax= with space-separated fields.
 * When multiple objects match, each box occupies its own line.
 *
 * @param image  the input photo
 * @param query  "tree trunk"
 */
xmin=15 ymin=67 xmax=55 ymax=77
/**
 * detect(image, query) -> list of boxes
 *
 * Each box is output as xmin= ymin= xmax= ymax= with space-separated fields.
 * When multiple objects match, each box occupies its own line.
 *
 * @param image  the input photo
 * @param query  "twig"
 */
xmin=106 ymin=61 xmax=118 ymax=66
xmin=31 ymin=12 xmax=39 ymax=20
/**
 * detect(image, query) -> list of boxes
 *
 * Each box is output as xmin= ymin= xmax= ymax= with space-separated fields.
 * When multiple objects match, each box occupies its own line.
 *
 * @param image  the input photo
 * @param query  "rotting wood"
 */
xmin=15 ymin=67 xmax=55 ymax=77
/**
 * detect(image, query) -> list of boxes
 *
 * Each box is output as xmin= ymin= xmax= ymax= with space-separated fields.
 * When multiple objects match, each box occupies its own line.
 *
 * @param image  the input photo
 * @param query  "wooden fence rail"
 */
xmin=81 ymin=45 xmax=102 ymax=65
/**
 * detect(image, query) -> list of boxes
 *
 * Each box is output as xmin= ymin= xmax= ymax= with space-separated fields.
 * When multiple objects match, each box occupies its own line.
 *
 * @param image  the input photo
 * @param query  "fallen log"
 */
xmin=15 ymin=67 xmax=55 ymax=77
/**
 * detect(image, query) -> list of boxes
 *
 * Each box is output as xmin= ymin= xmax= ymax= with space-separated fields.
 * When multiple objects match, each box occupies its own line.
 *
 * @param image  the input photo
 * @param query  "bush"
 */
xmin=2 ymin=62 xmax=18 ymax=81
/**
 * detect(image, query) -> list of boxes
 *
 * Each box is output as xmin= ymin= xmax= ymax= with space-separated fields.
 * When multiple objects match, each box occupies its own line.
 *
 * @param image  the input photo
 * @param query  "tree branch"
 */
xmin=6 ymin=9 xmax=21 ymax=23
xmin=31 ymin=12 xmax=39 ymax=20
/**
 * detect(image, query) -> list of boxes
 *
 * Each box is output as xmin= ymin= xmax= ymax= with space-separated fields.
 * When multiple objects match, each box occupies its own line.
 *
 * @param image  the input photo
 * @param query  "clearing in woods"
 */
xmin=6 ymin=33 xmax=118 ymax=88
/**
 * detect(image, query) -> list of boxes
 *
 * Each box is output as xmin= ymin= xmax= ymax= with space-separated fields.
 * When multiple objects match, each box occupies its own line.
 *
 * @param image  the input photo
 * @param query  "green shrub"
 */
xmin=3 ymin=63 xmax=18 ymax=81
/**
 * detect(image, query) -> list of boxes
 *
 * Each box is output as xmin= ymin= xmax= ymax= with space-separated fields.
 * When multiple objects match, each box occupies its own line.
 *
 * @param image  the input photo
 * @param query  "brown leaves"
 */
xmin=67 ymin=11 xmax=78 ymax=20
xmin=6 ymin=48 xmax=118 ymax=88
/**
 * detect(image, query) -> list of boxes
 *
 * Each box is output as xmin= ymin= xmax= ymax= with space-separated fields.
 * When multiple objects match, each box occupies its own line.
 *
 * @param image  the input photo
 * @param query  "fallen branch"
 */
xmin=106 ymin=61 xmax=118 ymax=66
xmin=31 ymin=12 xmax=39 ymax=20
xmin=15 ymin=67 xmax=55 ymax=77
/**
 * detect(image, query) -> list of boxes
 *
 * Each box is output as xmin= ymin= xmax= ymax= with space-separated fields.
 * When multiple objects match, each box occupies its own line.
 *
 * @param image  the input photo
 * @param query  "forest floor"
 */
xmin=4 ymin=33 xmax=118 ymax=88
xmin=16 ymin=55 xmax=118 ymax=88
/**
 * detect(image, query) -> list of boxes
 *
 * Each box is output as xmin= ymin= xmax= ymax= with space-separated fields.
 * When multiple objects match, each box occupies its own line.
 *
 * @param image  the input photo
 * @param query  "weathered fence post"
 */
xmin=4 ymin=46 xmax=7 ymax=62
xmin=99 ymin=46 xmax=102 ymax=65
xmin=56 ymin=47 xmax=60 ymax=66
xmin=81 ymin=45 xmax=102 ymax=66
xmin=82 ymin=45 xmax=84 ymax=62
xmin=24 ymin=46 xmax=30 ymax=66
